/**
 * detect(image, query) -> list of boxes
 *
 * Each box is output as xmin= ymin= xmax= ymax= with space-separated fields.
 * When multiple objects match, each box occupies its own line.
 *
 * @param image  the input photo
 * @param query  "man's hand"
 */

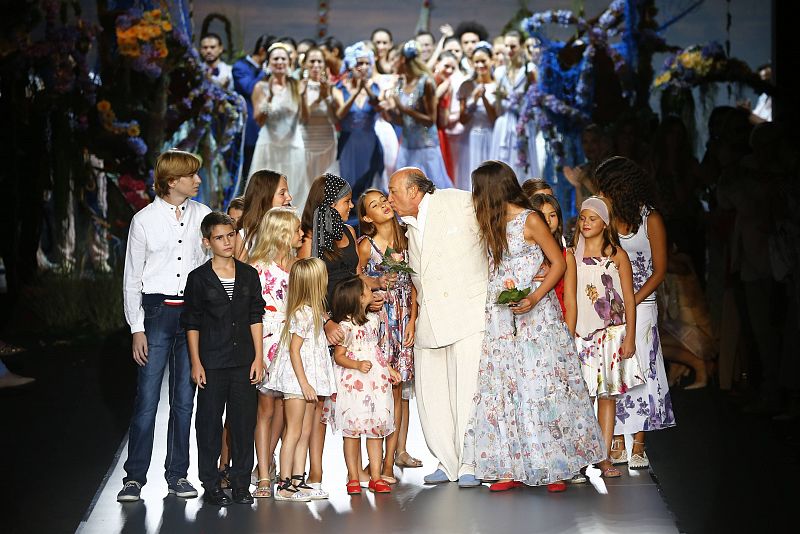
xmin=192 ymin=364 xmax=207 ymax=389
xmin=369 ymin=291 xmax=385 ymax=312
xmin=132 ymin=332 xmax=148 ymax=366
xmin=324 ymin=320 xmax=345 ymax=345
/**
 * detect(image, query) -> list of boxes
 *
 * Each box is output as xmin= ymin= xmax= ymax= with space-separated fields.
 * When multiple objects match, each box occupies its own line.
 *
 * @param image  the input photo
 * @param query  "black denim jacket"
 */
xmin=181 ymin=259 xmax=265 ymax=369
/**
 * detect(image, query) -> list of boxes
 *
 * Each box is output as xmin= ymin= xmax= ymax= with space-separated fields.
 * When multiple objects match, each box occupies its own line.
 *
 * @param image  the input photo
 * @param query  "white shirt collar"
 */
xmin=400 ymin=193 xmax=431 ymax=235
xmin=155 ymin=195 xmax=190 ymax=218
xmin=246 ymin=55 xmax=261 ymax=69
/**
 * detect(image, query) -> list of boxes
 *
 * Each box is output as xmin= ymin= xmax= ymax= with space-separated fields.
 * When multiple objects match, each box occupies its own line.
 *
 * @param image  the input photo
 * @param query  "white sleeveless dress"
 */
xmin=456 ymin=80 xmax=497 ymax=191
xmin=614 ymin=207 xmax=677 ymax=434
xmin=249 ymin=83 xmax=309 ymax=210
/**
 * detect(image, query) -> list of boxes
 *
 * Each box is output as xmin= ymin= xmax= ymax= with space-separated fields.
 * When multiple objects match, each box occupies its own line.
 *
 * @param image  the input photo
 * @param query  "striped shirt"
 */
xmin=219 ymin=277 xmax=235 ymax=300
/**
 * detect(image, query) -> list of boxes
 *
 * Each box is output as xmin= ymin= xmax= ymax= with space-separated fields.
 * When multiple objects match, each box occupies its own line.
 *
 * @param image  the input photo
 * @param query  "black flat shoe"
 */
xmin=204 ymin=487 xmax=232 ymax=506
xmin=232 ymin=487 xmax=254 ymax=504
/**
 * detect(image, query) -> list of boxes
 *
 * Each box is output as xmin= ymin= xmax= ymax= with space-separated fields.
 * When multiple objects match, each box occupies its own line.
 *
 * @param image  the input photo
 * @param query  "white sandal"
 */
xmin=628 ymin=441 xmax=649 ymax=470
xmin=610 ymin=438 xmax=628 ymax=465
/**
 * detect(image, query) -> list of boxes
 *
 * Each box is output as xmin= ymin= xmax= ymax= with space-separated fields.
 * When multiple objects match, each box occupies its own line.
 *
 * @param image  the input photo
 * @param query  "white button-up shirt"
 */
xmin=400 ymin=193 xmax=431 ymax=244
xmin=123 ymin=195 xmax=211 ymax=333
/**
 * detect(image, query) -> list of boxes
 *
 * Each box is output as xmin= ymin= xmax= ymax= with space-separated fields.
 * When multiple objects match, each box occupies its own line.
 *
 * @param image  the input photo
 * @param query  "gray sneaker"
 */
xmin=168 ymin=478 xmax=198 ymax=498
xmin=117 ymin=481 xmax=142 ymax=502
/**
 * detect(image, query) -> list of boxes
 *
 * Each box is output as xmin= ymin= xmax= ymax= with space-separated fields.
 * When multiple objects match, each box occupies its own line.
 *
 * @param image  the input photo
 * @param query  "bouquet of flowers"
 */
xmin=497 ymin=279 xmax=531 ymax=336
xmin=380 ymin=247 xmax=416 ymax=275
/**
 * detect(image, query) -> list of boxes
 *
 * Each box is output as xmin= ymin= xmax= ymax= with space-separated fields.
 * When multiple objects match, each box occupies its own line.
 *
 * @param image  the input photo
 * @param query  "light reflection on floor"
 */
xmin=78 ymin=377 xmax=678 ymax=534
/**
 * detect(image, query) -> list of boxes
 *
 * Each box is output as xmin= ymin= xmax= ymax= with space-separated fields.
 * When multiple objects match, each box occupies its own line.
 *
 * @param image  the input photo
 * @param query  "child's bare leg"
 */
xmin=343 ymin=437 xmax=361 ymax=481
xmin=366 ymin=438 xmax=384 ymax=481
xmin=382 ymin=385 xmax=402 ymax=477
xmin=307 ymin=399 xmax=326 ymax=484
xmin=254 ymin=394 xmax=274 ymax=489
xmin=277 ymin=398 xmax=305 ymax=498
xmin=292 ymin=399 xmax=316 ymax=485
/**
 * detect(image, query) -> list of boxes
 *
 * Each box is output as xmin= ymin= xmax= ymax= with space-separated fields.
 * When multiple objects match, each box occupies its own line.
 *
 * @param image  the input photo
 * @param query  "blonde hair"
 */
xmin=154 ymin=150 xmax=201 ymax=197
xmin=248 ymin=207 xmax=300 ymax=266
xmin=280 ymin=258 xmax=328 ymax=347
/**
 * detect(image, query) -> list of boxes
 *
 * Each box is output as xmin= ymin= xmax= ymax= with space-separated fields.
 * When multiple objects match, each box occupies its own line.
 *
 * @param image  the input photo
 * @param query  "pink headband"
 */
xmin=580 ymin=197 xmax=610 ymax=225
xmin=575 ymin=196 xmax=609 ymax=260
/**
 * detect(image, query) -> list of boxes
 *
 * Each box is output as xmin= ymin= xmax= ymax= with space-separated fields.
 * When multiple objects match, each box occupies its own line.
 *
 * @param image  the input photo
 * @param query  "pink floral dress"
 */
xmin=330 ymin=313 xmax=395 ymax=438
xmin=253 ymin=261 xmax=289 ymax=394
xmin=574 ymin=256 xmax=645 ymax=397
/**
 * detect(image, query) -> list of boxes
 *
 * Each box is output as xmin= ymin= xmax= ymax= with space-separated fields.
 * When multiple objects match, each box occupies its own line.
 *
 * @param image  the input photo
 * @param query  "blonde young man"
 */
xmin=117 ymin=150 xmax=211 ymax=502
xmin=387 ymin=167 xmax=488 ymax=487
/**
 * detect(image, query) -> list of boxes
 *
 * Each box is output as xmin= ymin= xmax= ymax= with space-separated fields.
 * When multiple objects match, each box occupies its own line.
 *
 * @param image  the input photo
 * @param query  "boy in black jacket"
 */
xmin=182 ymin=212 xmax=265 ymax=506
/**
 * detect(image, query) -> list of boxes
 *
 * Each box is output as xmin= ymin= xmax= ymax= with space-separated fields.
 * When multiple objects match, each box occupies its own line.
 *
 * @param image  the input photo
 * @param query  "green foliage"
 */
xmin=497 ymin=287 xmax=531 ymax=305
xmin=24 ymin=272 xmax=125 ymax=334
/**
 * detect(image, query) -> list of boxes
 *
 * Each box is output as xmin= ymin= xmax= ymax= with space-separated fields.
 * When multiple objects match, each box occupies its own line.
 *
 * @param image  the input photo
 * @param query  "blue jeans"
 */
xmin=123 ymin=299 xmax=195 ymax=485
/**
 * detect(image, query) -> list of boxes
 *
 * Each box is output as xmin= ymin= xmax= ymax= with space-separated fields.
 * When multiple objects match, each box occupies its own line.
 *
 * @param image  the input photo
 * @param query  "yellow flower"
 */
xmin=148 ymin=9 xmax=162 ymax=19
xmin=585 ymin=284 xmax=599 ymax=304
xmin=654 ymin=72 xmax=671 ymax=87
xmin=161 ymin=21 xmax=172 ymax=32
xmin=96 ymin=100 xmax=111 ymax=112
xmin=127 ymin=124 xmax=141 ymax=137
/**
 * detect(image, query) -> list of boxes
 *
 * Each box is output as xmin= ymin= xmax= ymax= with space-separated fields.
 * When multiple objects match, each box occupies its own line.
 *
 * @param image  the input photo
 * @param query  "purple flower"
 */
xmin=126 ymin=136 xmax=148 ymax=156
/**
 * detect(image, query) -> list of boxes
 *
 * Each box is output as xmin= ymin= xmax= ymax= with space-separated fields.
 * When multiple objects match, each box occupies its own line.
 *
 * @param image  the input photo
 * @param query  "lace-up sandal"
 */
xmin=628 ymin=442 xmax=649 ymax=469
xmin=274 ymin=477 xmax=311 ymax=502
xmin=291 ymin=473 xmax=329 ymax=500
xmin=610 ymin=438 xmax=628 ymax=465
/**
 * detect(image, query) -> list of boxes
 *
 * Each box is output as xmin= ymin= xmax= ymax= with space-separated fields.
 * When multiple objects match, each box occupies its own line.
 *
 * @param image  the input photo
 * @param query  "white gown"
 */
xmin=456 ymin=80 xmax=497 ymax=191
xmin=301 ymin=82 xmax=339 ymax=184
xmin=490 ymin=65 xmax=540 ymax=183
xmin=249 ymin=83 xmax=309 ymax=210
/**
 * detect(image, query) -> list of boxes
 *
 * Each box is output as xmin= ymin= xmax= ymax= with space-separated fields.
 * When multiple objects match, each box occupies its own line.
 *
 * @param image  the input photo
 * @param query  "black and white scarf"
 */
xmin=312 ymin=173 xmax=351 ymax=258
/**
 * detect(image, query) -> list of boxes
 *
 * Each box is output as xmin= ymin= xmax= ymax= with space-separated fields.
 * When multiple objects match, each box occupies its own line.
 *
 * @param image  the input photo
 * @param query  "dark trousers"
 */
xmin=123 ymin=301 xmax=194 ymax=486
xmin=196 ymin=365 xmax=257 ymax=490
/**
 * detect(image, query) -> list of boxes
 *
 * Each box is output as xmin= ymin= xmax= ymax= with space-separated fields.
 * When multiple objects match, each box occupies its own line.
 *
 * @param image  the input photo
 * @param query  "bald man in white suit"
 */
xmin=387 ymin=167 xmax=488 ymax=487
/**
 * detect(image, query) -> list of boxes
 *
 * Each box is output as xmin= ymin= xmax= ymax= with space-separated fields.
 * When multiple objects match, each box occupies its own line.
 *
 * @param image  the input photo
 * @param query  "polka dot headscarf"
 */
xmin=311 ymin=173 xmax=352 ymax=258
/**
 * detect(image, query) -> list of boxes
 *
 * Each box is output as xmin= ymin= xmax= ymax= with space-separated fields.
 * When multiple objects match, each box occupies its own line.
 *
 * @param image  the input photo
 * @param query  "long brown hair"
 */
xmin=240 ymin=170 xmax=285 ymax=249
xmin=357 ymin=188 xmax=407 ymax=253
xmin=471 ymin=160 xmax=537 ymax=269
xmin=330 ymin=276 xmax=368 ymax=326
xmin=301 ymin=174 xmax=343 ymax=262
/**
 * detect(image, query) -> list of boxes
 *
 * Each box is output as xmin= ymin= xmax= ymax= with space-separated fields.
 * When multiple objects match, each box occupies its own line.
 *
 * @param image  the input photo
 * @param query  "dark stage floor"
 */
xmin=2 ymin=332 xmax=798 ymax=533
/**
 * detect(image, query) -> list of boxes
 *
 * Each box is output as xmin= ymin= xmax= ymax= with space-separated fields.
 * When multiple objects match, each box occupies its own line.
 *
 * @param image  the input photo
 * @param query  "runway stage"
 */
xmin=78 ymin=377 xmax=679 ymax=534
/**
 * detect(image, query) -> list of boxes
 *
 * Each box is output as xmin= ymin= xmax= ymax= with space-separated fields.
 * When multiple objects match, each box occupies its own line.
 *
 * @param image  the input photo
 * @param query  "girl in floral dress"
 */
xmin=565 ymin=196 xmax=644 ymax=478
xmin=265 ymin=258 xmax=336 ymax=502
xmin=330 ymin=276 xmax=401 ymax=495
xmin=357 ymin=189 xmax=422 ymax=482
xmin=595 ymin=156 xmax=676 ymax=470
xmin=248 ymin=207 xmax=304 ymax=498
xmin=461 ymin=161 xmax=605 ymax=493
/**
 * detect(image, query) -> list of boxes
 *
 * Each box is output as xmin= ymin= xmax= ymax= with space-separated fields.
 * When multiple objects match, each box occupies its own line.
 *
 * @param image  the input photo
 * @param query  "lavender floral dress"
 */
xmin=461 ymin=211 xmax=605 ymax=485
xmin=614 ymin=207 xmax=676 ymax=433
xmin=574 ymin=257 xmax=645 ymax=397
xmin=330 ymin=313 xmax=395 ymax=438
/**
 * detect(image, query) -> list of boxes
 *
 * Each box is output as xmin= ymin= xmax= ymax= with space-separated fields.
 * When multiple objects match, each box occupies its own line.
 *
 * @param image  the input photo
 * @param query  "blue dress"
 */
xmin=462 ymin=210 xmax=605 ymax=485
xmin=337 ymin=81 xmax=384 ymax=202
xmin=396 ymin=76 xmax=452 ymax=189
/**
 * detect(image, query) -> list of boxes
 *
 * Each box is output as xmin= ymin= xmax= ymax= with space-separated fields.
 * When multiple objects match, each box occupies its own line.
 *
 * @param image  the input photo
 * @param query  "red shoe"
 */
xmin=346 ymin=480 xmax=361 ymax=495
xmin=368 ymin=479 xmax=392 ymax=493
xmin=547 ymin=482 xmax=567 ymax=493
xmin=489 ymin=480 xmax=523 ymax=492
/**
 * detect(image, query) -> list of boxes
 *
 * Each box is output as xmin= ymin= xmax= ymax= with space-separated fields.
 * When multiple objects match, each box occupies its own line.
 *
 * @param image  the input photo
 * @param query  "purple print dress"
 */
xmin=614 ymin=207 xmax=676 ymax=433
xmin=461 ymin=211 xmax=605 ymax=485
xmin=574 ymin=256 xmax=645 ymax=397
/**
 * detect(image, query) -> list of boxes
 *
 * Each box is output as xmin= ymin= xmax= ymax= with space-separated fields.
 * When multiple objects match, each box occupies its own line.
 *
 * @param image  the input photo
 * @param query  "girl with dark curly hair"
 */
xmin=594 ymin=156 xmax=676 ymax=471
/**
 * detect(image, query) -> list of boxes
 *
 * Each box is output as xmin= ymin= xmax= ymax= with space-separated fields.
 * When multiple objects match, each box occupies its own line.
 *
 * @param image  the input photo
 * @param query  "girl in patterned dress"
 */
xmin=265 ymin=258 xmax=336 ymax=502
xmin=461 ymin=161 xmax=605 ymax=493
xmin=357 ymin=189 xmax=423 ymax=482
xmin=595 ymin=156 xmax=675 ymax=470
xmin=248 ymin=207 xmax=304 ymax=498
xmin=330 ymin=276 xmax=401 ymax=494
xmin=566 ymin=196 xmax=644 ymax=478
